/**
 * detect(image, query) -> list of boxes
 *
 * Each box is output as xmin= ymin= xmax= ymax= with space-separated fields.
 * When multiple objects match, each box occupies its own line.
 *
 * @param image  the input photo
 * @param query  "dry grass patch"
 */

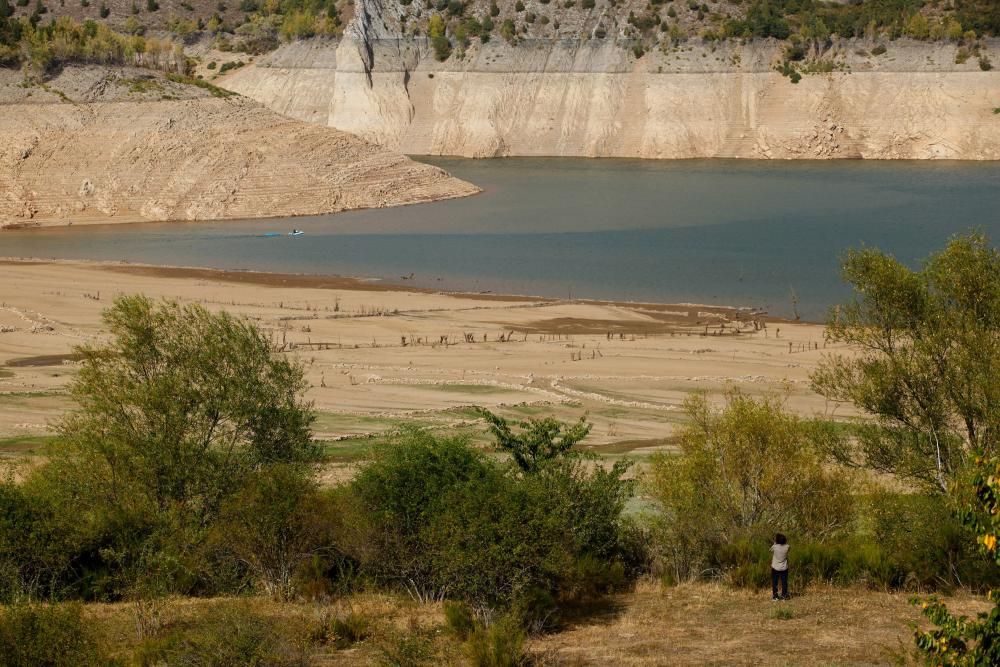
xmin=527 ymin=581 xmax=992 ymax=666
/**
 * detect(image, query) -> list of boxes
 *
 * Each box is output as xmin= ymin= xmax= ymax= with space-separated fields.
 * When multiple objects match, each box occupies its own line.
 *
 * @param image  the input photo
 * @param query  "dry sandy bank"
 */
xmin=0 ymin=67 xmax=479 ymax=229
xmin=0 ymin=259 xmax=851 ymax=456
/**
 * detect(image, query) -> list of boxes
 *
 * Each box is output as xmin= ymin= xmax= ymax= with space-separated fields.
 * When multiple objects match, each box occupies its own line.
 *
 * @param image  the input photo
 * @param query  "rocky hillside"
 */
xmin=0 ymin=66 xmax=478 ymax=227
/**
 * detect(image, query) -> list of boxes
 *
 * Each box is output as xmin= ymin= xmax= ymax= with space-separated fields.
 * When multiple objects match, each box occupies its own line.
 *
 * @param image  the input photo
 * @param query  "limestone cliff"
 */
xmin=222 ymin=34 xmax=1000 ymax=160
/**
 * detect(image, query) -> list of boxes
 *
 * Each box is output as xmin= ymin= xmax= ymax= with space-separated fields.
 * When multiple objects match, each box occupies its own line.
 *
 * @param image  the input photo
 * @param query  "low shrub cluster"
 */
xmin=343 ymin=421 xmax=637 ymax=621
xmin=0 ymin=15 xmax=188 ymax=73
xmin=0 ymin=603 xmax=112 ymax=667
xmin=647 ymin=391 xmax=999 ymax=593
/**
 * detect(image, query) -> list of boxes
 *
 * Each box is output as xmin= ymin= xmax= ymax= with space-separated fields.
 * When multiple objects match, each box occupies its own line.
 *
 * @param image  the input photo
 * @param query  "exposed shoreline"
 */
xmin=0 ymin=256 xmax=833 ymax=453
xmin=0 ymin=257 xmax=805 ymax=324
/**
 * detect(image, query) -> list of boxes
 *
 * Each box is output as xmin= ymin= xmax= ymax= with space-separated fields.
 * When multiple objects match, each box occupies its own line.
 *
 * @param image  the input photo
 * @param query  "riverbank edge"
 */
xmin=0 ymin=257 xmax=806 ymax=324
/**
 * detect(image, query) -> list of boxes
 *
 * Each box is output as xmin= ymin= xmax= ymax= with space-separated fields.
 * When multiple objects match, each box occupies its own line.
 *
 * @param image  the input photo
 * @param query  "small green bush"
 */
xmin=376 ymin=627 xmax=439 ymax=666
xmin=463 ymin=615 xmax=527 ymax=667
xmin=0 ymin=603 xmax=111 ymax=667
xmin=431 ymin=34 xmax=452 ymax=61
xmin=321 ymin=611 xmax=371 ymax=649
xmin=135 ymin=602 xmax=297 ymax=667
xmin=444 ymin=601 xmax=476 ymax=640
xmin=772 ymin=605 xmax=794 ymax=621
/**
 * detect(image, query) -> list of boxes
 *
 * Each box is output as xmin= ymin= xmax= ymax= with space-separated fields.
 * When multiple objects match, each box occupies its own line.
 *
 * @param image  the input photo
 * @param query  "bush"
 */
xmin=648 ymin=392 xmax=855 ymax=582
xmin=309 ymin=610 xmax=371 ymax=649
xmin=464 ymin=615 xmax=527 ymax=667
xmin=431 ymin=34 xmax=451 ymax=60
xmin=500 ymin=18 xmax=515 ymax=42
xmin=444 ymin=600 xmax=476 ymax=639
xmin=135 ymin=602 xmax=299 ymax=666
xmin=348 ymin=426 xmax=635 ymax=616
xmin=212 ymin=464 xmax=335 ymax=600
xmin=0 ymin=603 xmax=111 ymax=667
xmin=914 ymin=453 xmax=1000 ymax=663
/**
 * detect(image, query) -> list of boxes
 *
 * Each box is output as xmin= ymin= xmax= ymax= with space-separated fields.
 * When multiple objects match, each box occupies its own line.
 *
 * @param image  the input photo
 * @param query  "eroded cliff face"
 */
xmin=0 ymin=67 xmax=478 ymax=228
xmin=222 ymin=35 xmax=1000 ymax=159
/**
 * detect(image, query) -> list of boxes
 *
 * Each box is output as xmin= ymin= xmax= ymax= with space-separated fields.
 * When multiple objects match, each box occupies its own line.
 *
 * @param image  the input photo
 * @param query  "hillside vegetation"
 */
xmin=2 ymin=0 xmax=999 ymax=67
xmin=3 ymin=234 xmax=1000 ymax=664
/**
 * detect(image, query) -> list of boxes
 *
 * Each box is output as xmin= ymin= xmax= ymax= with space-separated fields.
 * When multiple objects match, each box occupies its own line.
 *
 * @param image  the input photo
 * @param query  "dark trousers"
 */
xmin=771 ymin=568 xmax=788 ymax=599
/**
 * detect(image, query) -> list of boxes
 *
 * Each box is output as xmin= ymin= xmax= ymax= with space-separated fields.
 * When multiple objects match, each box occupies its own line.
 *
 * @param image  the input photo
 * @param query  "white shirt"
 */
xmin=770 ymin=543 xmax=789 ymax=571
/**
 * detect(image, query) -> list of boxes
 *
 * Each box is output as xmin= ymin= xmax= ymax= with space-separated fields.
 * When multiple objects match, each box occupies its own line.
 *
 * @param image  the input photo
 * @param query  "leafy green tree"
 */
xmin=914 ymin=453 xmax=1000 ymax=664
xmin=812 ymin=233 xmax=1000 ymax=493
xmin=648 ymin=392 xmax=855 ymax=581
xmin=479 ymin=409 xmax=591 ymax=473
xmin=35 ymin=295 xmax=316 ymax=595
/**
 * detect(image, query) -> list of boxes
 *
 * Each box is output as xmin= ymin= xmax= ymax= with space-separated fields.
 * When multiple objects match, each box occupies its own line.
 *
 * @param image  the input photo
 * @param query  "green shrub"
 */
xmin=349 ymin=427 xmax=635 ymax=616
xmin=308 ymin=610 xmax=371 ymax=649
xmin=500 ymin=18 xmax=515 ymax=41
xmin=914 ymin=453 xmax=1000 ymax=664
xmin=135 ymin=602 xmax=298 ymax=666
xmin=431 ymin=34 xmax=451 ymax=60
xmin=772 ymin=605 xmax=794 ymax=621
xmin=0 ymin=603 xmax=111 ymax=667
xmin=218 ymin=59 xmax=245 ymax=73
xmin=463 ymin=615 xmax=527 ymax=667
xmin=376 ymin=626 xmax=439 ymax=666
xmin=444 ymin=601 xmax=476 ymax=640
xmin=648 ymin=392 xmax=855 ymax=583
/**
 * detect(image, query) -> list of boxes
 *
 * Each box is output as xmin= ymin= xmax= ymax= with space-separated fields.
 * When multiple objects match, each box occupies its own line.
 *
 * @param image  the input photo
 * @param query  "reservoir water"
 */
xmin=3 ymin=158 xmax=999 ymax=320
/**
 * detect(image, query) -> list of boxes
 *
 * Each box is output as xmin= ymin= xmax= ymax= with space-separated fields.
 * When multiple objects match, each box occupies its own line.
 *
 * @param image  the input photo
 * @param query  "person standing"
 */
xmin=770 ymin=533 xmax=790 ymax=601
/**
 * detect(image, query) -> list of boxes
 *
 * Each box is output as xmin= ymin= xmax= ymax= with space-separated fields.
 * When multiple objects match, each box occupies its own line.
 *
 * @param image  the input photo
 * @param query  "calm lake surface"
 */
xmin=3 ymin=158 xmax=1000 ymax=320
